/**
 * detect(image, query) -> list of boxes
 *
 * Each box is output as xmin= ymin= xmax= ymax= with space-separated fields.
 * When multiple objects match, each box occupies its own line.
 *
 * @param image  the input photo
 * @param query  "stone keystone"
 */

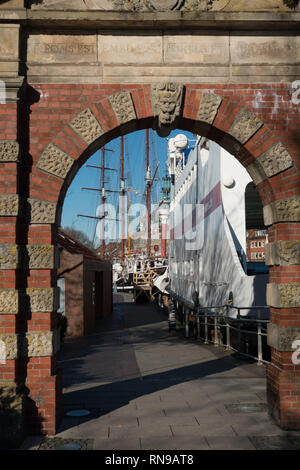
xmin=151 ymin=82 xmax=184 ymax=137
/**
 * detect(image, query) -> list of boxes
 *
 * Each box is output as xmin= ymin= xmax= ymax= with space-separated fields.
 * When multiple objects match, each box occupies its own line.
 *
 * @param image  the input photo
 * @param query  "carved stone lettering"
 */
xmin=151 ymin=82 xmax=184 ymax=137
xmin=0 ymin=140 xmax=19 ymax=162
xmin=196 ymin=92 xmax=222 ymax=124
xmin=256 ymin=142 xmax=293 ymax=177
xmin=37 ymin=143 xmax=74 ymax=179
xmin=228 ymin=108 xmax=263 ymax=144
xmin=0 ymin=195 xmax=19 ymax=217
xmin=108 ymin=92 xmax=136 ymax=126
xmin=69 ymin=108 xmax=104 ymax=145
xmin=28 ymin=34 xmax=97 ymax=64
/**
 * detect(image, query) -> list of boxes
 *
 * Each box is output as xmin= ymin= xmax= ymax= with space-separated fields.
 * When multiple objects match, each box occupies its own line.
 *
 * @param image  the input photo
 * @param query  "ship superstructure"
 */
xmin=164 ymin=134 xmax=269 ymax=318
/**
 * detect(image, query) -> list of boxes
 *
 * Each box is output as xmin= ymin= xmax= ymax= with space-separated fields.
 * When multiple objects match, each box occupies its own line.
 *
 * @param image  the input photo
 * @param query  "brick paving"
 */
xmin=21 ymin=293 xmax=300 ymax=451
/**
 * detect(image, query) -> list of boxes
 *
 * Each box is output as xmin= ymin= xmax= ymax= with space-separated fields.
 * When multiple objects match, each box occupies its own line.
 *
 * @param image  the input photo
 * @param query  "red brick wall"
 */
xmin=0 ymin=81 xmax=299 ymax=435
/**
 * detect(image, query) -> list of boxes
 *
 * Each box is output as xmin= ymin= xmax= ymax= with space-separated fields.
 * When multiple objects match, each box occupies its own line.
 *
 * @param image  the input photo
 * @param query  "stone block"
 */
xmin=0 ymin=140 xmax=19 ymax=162
xmin=0 ymin=25 xmax=19 ymax=60
xmin=0 ymin=287 xmax=59 ymax=314
xmin=256 ymin=142 xmax=293 ymax=178
xmin=231 ymin=34 xmax=300 ymax=65
xmin=98 ymin=33 xmax=163 ymax=65
xmin=37 ymin=143 xmax=74 ymax=179
xmin=27 ymin=197 xmax=57 ymax=224
xmin=196 ymin=92 xmax=222 ymax=124
xmin=267 ymin=323 xmax=300 ymax=352
xmin=228 ymin=108 xmax=263 ymax=144
xmin=246 ymin=161 xmax=266 ymax=185
xmin=0 ymin=195 xmax=19 ymax=217
xmin=0 ymin=244 xmax=58 ymax=270
xmin=0 ymin=244 xmax=18 ymax=270
xmin=69 ymin=108 xmax=104 ymax=145
xmin=0 ymin=289 xmax=18 ymax=314
xmin=27 ymin=34 xmax=97 ymax=64
xmin=265 ymin=241 xmax=300 ymax=266
xmin=267 ymin=283 xmax=300 ymax=309
xmin=108 ymin=92 xmax=136 ymax=126
xmin=26 ymin=287 xmax=59 ymax=313
xmin=23 ymin=329 xmax=60 ymax=358
xmin=164 ymin=33 xmax=230 ymax=64
xmin=263 ymin=196 xmax=300 ymax=225
xmin=0 ymin=329 xmax=60 ymax=360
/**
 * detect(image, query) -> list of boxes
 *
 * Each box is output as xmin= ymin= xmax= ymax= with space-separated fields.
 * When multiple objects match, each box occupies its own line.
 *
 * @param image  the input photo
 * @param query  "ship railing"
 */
xmin=173 ymin=298 xmax=270 ymax=366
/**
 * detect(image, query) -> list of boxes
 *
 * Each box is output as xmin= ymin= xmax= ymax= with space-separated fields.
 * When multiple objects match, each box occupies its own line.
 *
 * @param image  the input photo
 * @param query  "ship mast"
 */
xmin=120 ymin=136 xmax=125 ymax=265
xmin=146 ymin=129 xmax=151 ymax=258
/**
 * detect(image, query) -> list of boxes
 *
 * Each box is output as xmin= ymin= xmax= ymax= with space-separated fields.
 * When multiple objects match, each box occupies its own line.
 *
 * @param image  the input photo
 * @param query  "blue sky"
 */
xmin=61 ymin=128 xmax=196 ymax=248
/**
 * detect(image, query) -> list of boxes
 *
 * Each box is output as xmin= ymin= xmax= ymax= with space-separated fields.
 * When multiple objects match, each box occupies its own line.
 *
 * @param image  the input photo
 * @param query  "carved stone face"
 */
xmin=153 ymin=83 xmax=183 ymax=125
xmin=151 ymin=82 xmax=184 ymax=136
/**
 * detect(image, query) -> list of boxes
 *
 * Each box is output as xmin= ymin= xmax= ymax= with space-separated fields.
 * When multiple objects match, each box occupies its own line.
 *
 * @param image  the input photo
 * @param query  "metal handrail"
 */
xmin=172 ymin=299 xmax=271 ymax=367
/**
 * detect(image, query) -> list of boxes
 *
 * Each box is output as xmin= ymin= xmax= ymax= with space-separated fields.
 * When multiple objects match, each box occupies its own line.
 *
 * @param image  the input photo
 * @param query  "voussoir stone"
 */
xmin=37 ymin=143 xmax=75 ymax=179
xmin=69 ymin=108 xmax=104 ymax=145
xmin=108 ymin=91 xmax=136 ymax=126
xmin=256 ymin=141 xmax=293 ymax=178
xmin=196 ymin=92 xmax=222 ymax=124
xmin=228 ymin=108 xmax=263 ymax=144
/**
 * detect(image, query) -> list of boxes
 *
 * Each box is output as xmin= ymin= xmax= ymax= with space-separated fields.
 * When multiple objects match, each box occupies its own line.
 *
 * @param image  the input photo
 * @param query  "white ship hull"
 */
xmin=167 ymin=138 xmax=268 ymax=319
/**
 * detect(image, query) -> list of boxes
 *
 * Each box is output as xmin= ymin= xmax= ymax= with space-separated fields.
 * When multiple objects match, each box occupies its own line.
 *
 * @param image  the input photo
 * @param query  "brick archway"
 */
xmin=0 ymin=83 xmax=300 ymax=443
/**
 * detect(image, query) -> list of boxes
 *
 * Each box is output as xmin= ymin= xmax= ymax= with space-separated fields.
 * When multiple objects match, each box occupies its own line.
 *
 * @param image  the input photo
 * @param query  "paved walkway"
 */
xmin=22 ymin=293 xmax=300 ymax=450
